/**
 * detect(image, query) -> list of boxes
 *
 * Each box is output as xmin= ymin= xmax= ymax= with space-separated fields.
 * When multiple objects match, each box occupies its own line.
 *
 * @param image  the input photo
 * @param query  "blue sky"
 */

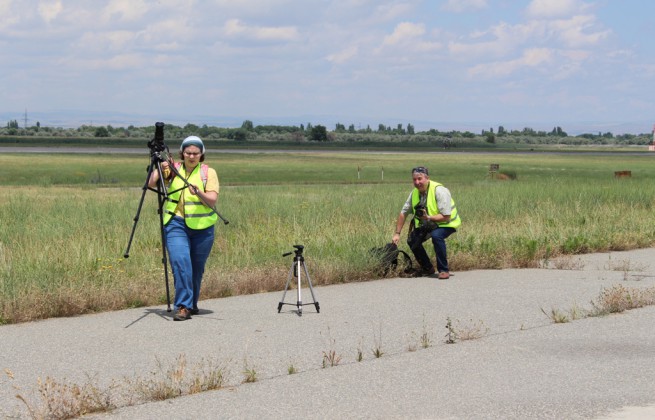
xmin=1 ymin=0 xmax=654 ymax=133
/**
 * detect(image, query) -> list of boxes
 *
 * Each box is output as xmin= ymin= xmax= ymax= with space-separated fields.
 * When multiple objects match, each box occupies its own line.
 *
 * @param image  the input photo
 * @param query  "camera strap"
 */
xmin=174 ymin=162 xmax=208 ymax=189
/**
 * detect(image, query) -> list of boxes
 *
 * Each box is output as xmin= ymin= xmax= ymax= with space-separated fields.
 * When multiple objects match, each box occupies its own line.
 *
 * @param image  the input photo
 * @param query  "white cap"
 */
xmin=180 ymin=135 xmax=205 ymax=154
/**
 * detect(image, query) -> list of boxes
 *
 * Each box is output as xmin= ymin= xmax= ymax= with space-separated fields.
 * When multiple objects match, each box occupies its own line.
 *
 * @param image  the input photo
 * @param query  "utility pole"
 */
xmin=23 ymin=108 xmax=28 ymax=129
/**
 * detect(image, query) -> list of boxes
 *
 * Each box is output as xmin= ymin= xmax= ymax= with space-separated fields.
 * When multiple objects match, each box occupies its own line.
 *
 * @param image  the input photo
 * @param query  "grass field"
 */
xmin=1 ymin=150 xmax=654 ymax=323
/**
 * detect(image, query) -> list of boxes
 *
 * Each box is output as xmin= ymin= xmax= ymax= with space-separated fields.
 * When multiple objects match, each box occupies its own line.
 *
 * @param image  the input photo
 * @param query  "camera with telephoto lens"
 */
xmin=414 ymin=204 xmax=426 ymax=218
xmin=147 ymin=122 xmax=166 ymax=153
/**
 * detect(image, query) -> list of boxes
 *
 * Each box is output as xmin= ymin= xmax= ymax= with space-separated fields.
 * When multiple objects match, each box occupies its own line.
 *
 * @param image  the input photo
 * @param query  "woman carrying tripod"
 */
xmin=148 ymin=136 xmax=219 ymax=321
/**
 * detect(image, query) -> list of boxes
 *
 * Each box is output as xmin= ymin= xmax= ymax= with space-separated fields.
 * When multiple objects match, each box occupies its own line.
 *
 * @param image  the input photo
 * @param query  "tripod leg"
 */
xmin=123 ymin=162 xmax=155 ymax=258
xmin=124 ymin=157 xmax=172 ymax=312
xmin=296 ymin=259 xmax=303 ymax=316
xmin=155 ymin=186 xmax=172 ymax=312
xmin=278 ymin=263 xmax=295 ymax=313
xmin=301 ymin=261 xmax=320 ymax=313
xmin=151 ymin=159 xmax=173 ymax=312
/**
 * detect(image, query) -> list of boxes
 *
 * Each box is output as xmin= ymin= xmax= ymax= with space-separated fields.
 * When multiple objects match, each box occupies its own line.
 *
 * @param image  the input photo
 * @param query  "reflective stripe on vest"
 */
xmin=163 ymin=164 xmax=217 ymax=229
xmin=411 ymin=180 xmax=461 ymax=229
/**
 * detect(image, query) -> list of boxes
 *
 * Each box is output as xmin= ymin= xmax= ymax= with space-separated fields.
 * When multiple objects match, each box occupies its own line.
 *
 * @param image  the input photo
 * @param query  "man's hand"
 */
xmin=393 ymin=213 xmax=406 ymax=245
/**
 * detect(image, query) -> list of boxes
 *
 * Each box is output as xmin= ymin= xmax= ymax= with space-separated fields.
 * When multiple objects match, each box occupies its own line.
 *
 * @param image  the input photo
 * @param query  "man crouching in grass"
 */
xmin=392 ymin=166 xmax=461 ymax=279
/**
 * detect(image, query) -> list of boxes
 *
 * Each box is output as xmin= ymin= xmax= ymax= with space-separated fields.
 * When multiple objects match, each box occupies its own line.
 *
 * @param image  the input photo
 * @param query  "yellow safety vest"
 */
xmin=411 ymin=180 xmax=461 ymax=229
xmin=163 ymin=164 xmax=218 ymax=229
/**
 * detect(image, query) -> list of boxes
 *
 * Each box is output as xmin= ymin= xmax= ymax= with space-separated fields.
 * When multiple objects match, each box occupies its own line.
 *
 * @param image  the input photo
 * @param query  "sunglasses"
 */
xmin=412 ymin=166 xmax=428 ymax=175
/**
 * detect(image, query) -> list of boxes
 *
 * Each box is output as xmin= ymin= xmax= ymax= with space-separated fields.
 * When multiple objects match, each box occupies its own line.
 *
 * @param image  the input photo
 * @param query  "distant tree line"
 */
xmin=2 ymin=119 xmax=653 ymax=146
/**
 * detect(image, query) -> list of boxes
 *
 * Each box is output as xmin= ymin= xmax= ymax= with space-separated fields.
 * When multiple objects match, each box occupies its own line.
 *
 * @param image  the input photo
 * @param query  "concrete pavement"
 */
xmin=2 ymin=248 xmax=655 ymax=419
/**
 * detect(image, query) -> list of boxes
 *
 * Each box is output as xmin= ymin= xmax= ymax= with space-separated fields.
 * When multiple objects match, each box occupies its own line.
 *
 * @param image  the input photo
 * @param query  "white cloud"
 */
xmin=449 ymin=12 xmax=609 ymax=61
xmin=1 ymin=0 xmax=652 ymax=128
xmin=560 ymin=49 xmax=591 ymax=61
xmin=372 ymin=2 xmax=415 ymax=22
xmin=224 ymin=19 xmax=298 ymax=41
xmin=551 ymin=61 xmax=584 ymax=81
xmin=0 ymin=0 xmax=18 ymax=30
xmin=377 ymin=21 xmax=442 ymax=54
xmin=550 ymin=15 xmax=610 ymax=47
xmin=147 ymin=18 xmax=193 ymax=40
xmin=77 ymin=30 xmax=137 ymax=52
xmin=607 ymin=49 xmax=634 ymax=60
xmin=103 ymin=0 xmax=150 ymax=22
xmin=522 ymin=47 xmax=554 ymax=65
xmin=0 ymin=0 xmax=10 ymax=14
xmin=60 ymin=53 xmax=147 ymax=71
xmin=211 ymin=0 xmax=293 ymax=11
xmin=525 ymin=0 xmax=592 ymax=19
xmin=382 ymin=21 xmax=425 ymax=46
xmin=70 ymin=15 xmax=194 ymax=57
xmin=105 ymin=30 xmax=137 ymax=50
xmin=468 ymin=47 xmax=553 ymax=78
xmin=326 ymin=45 xmax=358 ymax=64
xmin=37 ymin=0 xmax=62 ymax=23
xmin=99 ymin=53 xmax=147 ymax=70
xmin=442 ymin=0 xmax=488 ymax=13
xmin=449 ymin=21 xmax=541 ymax=58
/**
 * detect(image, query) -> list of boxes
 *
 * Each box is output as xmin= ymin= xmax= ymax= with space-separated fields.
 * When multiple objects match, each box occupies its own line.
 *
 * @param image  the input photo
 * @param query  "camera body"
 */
xmin=414 ymin=204 xmax=427 ymax=218
xmin=147 ymin=122 xmax=167 ymax=153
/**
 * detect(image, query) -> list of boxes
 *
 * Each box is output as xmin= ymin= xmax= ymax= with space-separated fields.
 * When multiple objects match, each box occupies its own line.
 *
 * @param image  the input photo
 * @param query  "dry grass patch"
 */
xmin=10 ymin=372 xmax=114 ymax=420
xmin=371 ymin=323 xmax=385 ymax=358
xmin=546 ymin=255 xmax=585 ymax=270
xmin=356 ymin=337 xmax=365 ymax=362
xmin=454 ymin=318 xmax=490 ymax=340
xmin=444 ymin=317 xmax=490 ymax=343
xmin=406 ymin=314 xmax=434 ymax=351
xmin=321 ymin=349 xmax=342 ymax=368
xmin=241 ymin=359 xmax=258 ymax=383
xmin=4 ymin=280 xmax=165 ymax=324
xmin=589 ymin=284 xmax=655 ymax=316
xmin=541 ymin=307 xmax=571 ymax=323
xmin=127 ymin=354 xmax=226 ymax=402
xmin=9 ymin=354 xmax=227 ymax=419
xmin=320 ymin=327 xmax=343 ymax=368
xmin=544 ymin=284 xmax=655 ymax=324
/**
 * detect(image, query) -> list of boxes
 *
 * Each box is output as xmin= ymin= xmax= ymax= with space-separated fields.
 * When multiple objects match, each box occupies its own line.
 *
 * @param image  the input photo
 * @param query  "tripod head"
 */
xmin=147 ymin=122 xmax=168 ymax=157
xmin=282 ymin=244 xmax=304 ymax=258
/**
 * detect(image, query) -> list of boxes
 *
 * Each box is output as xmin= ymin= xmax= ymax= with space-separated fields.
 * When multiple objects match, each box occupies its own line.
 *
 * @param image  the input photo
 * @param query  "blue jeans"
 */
xmin=407 ymin=226 xmax=456 ymax=273
xmin=165 ymin=216 xmax=215 ymax=310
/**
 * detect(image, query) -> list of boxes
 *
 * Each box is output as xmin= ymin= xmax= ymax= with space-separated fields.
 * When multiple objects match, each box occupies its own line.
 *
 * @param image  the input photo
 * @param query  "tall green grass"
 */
xmin=1 ymin=151 xmax=654 ymax=323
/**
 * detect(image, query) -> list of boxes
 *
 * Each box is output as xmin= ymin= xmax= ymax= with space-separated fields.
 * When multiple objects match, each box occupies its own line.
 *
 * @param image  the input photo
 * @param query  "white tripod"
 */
xmin=277 ymin=245 xmax=320 ymax=316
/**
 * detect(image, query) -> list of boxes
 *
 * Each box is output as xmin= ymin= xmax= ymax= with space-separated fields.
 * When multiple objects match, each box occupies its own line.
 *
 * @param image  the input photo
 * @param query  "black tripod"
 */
xmin=123 ymin=122 xmax=228 ymax=312
xmin=277 ymin=245 xmax=320 ymax=316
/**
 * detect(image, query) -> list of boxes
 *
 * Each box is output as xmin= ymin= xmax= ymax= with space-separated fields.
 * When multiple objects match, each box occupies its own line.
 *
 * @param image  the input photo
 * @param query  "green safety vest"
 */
xmin=411 ymin=180 xmax=461 ymax=229
xmin=163 ymin=164 xmax=218 ymax=229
